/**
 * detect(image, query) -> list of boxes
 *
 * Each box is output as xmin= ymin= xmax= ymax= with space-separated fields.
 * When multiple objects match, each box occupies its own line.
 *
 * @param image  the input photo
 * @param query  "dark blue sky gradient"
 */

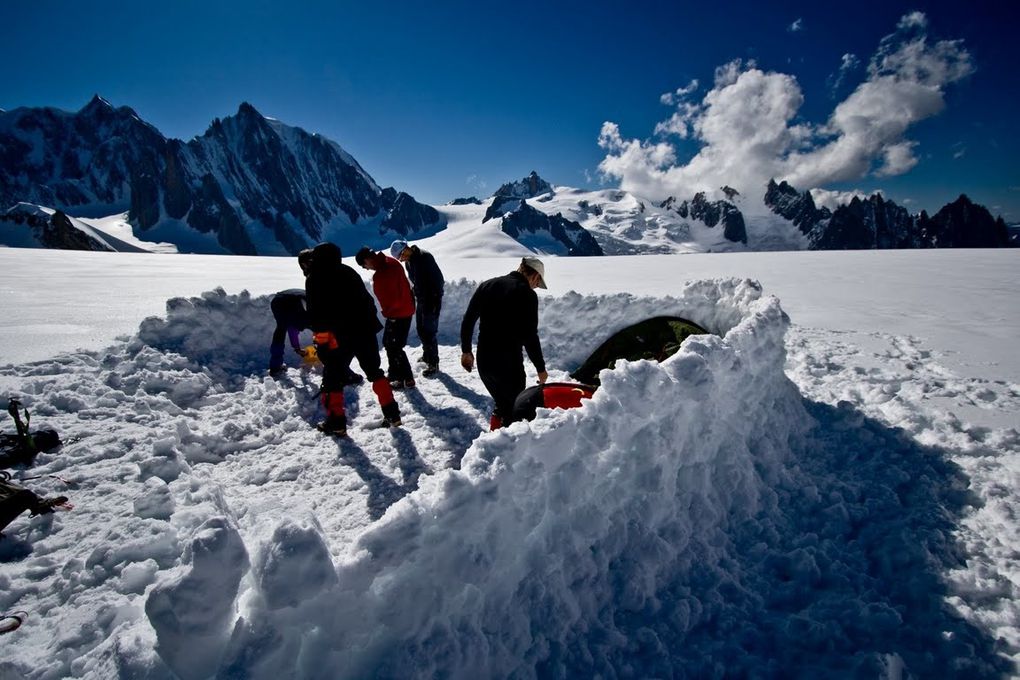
xmin=1 ymin=0 xmax=1017 ymax=216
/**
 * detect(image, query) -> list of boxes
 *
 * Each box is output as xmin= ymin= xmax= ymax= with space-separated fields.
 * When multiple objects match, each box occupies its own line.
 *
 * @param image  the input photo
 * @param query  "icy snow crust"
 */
xmin=0 ymin=280 xmax=1007 ymax=678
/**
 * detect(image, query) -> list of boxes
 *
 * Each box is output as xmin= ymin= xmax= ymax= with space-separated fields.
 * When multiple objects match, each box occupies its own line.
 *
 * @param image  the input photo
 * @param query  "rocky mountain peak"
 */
xmin=493 ymin=171 xmax=553 ymax=200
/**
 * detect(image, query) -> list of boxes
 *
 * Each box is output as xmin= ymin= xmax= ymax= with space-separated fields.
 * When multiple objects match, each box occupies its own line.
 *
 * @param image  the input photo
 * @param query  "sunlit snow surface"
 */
xmin=0 ymin=249 xmax=1018 ymax=678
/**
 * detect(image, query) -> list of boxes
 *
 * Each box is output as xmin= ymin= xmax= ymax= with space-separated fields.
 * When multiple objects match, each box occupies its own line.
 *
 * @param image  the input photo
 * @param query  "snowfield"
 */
xmin=0 ymin=248 xmax=1018 ymax=678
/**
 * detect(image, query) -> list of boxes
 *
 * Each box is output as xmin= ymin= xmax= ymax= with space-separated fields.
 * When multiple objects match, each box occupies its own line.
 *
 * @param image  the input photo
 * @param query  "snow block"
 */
xmin=144 ymin=516 xmax=250 ymax=680
xmin=253 ymin=517 xmax=338 ymax=610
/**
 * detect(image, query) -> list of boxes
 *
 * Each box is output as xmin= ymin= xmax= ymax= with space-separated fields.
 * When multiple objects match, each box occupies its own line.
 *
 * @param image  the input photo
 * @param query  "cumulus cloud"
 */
xmin=788 ymin=18 xmax=804 ymax=32
xmin=598 ymin=12 xmax=973 ymax=204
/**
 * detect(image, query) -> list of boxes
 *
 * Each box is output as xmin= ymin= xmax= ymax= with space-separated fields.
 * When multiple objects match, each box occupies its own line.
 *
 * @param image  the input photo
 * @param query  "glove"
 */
xmin=313 ymin=332 xmax=338 ymax=350
xmin=461 ymin=352 xmax=474 ymax=372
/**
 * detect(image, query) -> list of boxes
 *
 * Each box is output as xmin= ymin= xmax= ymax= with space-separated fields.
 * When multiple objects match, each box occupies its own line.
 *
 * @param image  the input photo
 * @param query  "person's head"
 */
xmin=518 ymin=257 xmax=547 ymax=289
xmin=297 ymin=248 xmax=315 ymax=275
xmin=390 ymin=240 xmax=411 ymax=262
xmin=355 ymin=246 xmax=380 ymax=270
xmin=310 ymin=242 xmax=342 ymax=272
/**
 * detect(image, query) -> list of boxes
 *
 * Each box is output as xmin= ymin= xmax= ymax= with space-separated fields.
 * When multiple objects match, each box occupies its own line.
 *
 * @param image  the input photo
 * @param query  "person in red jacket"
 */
xmin=356 ymin=247 xmax=417 ymax=389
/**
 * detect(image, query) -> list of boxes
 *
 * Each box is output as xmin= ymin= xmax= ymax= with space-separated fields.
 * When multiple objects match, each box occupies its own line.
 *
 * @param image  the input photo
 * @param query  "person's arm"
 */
xmin=305 ymin=277 xmax=326 ymax=332
xmin=460 ymin=285 xmax=483 ymax=371
xmin=521 ymin=290 xmax=546 ymax=379
xmin=424 ymin=254 xmax=444 ymax=304
xmin=287 ymin=327 xmax=302 ymax=350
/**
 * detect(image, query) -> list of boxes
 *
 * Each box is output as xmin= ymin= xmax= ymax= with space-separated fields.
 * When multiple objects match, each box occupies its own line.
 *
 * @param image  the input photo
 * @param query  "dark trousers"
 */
xmin=416 ymin=301 xmax=441 ymax=366
xmin=321 ymin=332 xmax=385 ymax=392
xmin=478 ymin=347 xmax=526 ymax=423
xmin=383 ymin=316 xmax=413 ymax=381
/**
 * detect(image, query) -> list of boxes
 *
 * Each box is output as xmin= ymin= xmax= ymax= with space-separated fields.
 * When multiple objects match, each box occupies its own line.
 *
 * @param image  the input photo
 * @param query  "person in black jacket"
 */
xmin=391 ymin=241 xmax=444 ymax=377
xmin=269 ymin=250 xmax=361 ymax=384
xmin=304 ymin=242 xmax=401 ymax=435
xmin=460 ymin=257 xmax=549 ymax=430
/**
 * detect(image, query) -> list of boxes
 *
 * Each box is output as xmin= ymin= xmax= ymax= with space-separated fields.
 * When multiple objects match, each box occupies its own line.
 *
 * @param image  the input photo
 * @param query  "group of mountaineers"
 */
xmin=269 ymin=240 xmax=549 ymax=438
xmin=3 ymin=242 xmax=557 ymax=542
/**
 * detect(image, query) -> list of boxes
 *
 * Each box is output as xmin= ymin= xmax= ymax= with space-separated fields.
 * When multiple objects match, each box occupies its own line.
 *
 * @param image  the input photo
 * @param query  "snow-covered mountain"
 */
xmin=765 ymin=179 xmax=1013 ymax=249
xmin=424 ymin=173 xmax=754 ymax=257
xmin=0 ymin=203 xmax=178 ymax=253
xmin=0 ymin=97 xmax=442 ymax=255
xmin=418 ymin=174 xmax=1013 ymax=258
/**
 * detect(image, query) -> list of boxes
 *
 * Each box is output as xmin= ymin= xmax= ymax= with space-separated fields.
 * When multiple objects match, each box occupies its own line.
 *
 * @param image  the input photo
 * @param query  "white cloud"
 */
xmin=598 ymin=12 xmax=973 ymax=203
xmin=953 ymin=145 xmax=966 ymax=160
xmin=809 ymin=187 xmax=882 ymax=211
xmin=659 ymin=79 xmax=700 ymax=106
xmin=898 ymin=11 xmax=927 ymax=30
xmin=788 ymin=18 xmax=804 ymax=32
xmin=829 ymin=53 xmax=861 ymax=92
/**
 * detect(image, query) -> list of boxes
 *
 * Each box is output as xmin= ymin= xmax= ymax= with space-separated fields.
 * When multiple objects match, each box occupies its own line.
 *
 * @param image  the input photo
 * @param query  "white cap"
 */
xmin=390 ymin=240 xmax=409 ymax=259
xmin=521 ymin=256 xmax=547 ymax=289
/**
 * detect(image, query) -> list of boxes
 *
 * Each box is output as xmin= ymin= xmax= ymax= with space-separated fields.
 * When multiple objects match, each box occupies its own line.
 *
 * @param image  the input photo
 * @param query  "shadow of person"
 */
xmin=0 ymin=533 xmax=32 ymax=562
xmin=401 ymin=389 xmax=483 ymax=467
xmin=434 ymin=372 xmax=491 ymax=415
xmin=333 ymin=438 xmax=412 ymax=521
xmin=389 ymin=428 xmax=431 ymax=489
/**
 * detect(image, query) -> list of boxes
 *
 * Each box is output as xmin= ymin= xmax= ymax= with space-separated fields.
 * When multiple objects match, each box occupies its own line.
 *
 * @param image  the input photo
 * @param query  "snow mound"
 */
xmin=2 ymin=277 xmax=1006 ymax=678
xmin=129 ymin=279 xmax=805 ymax=677
xmin=135 ymin=278 xmax=763 ymax=381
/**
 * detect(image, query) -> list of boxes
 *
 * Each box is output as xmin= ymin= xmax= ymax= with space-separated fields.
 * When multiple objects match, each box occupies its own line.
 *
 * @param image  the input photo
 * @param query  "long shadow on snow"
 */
xmin=433 ymin=372 xmax=491 ymax=417
xmin=388 ymin=428 xmax=431 ymax=489
xmin=401 ymin=388 xmax=483 ymax=469
xmin=333 ymin=437 xmax=416 ymax=521
xmin=594 ymin=398 xmax=1011 ymax=678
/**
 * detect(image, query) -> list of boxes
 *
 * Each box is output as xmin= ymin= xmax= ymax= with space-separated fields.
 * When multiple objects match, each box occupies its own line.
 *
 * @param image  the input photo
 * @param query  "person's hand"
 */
xmin=461 ymin=352 xmax=474 ymax=372
xmin=293 ymin=347 xmax=307 ymax=357
xmin=537 ymin=370 xmax=548 ymax=384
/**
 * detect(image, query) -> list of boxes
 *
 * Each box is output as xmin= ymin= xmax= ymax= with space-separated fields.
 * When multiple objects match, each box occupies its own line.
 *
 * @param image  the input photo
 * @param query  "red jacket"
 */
xmin=373 ymin=256 xmax=415 ymax=319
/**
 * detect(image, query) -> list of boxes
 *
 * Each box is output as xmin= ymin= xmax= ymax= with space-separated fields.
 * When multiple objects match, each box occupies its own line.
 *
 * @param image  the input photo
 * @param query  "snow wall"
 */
xmin=129 ymin=277 xmax=811 ymax=678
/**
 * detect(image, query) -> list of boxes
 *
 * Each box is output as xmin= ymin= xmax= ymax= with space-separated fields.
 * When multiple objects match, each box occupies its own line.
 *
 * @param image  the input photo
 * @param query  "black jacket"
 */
xmin=460 ymin=271 xmax=545 ymax=372
xmin=405 ymin=246 xmax=444 ymax=307
xmin=305 ymin=243 xmax=382 ymax=339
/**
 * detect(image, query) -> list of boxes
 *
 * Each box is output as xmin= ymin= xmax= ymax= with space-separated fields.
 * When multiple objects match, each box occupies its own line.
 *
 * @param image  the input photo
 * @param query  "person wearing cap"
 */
xmin=460 ymin=257 xmax=549 ymax=430
xmin=391 ymin=240 xmax=445 ymax=377
xmin=305 ymin=242 xmax=402 ymax=435
xmin=355 ymin=246 xmax=416 ymax=389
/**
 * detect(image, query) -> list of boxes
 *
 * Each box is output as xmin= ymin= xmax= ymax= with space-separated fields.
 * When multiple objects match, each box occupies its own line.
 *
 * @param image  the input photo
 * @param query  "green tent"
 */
xmin=570 ymin=316 xmax=711 ymax=386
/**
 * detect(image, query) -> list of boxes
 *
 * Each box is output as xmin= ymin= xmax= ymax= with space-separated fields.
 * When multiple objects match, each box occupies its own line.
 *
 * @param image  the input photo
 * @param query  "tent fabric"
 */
xmin=570 ymin=316 xmax=710 ymax=386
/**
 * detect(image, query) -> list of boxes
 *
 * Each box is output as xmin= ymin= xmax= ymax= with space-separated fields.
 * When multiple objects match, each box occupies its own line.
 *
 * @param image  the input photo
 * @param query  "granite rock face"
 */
xmin=0 ymin=97 xmax=442 ymax=254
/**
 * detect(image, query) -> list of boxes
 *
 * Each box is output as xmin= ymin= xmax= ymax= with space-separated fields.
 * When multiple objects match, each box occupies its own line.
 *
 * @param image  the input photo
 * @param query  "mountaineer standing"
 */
xmin=460 ymin=257 xmax=549 ymax=430
xmin=391 ymin=240 xmax=445 ymax=377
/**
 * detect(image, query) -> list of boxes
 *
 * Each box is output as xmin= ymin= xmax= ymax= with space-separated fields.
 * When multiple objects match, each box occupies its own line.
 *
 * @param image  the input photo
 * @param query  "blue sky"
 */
xmin=1 ymin=0 xmax=1017 ymax=217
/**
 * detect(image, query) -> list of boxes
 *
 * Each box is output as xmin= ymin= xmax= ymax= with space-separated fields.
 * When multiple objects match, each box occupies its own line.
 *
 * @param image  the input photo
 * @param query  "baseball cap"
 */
xmin=390 ymin=240 xmax=409 ymax=259
xmin=521 ymin=256 xmax=547 ymax=289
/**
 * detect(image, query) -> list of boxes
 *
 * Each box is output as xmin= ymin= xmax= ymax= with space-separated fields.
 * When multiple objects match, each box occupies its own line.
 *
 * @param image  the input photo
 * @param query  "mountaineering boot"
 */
xmin=422 ymin=363 xmax=439 ymax=378
xmin=380 ymin=400 xmax=402 ymax=428
xmin=317 ymin=391 xmax=347 ymax=436
xmin=317 ymin=415 xmax=347 ymax=436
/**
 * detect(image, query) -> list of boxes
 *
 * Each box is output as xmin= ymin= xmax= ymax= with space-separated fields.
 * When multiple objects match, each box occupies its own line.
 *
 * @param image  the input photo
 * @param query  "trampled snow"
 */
xmin=0 ymin=248 xmax=1018 ymax=678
